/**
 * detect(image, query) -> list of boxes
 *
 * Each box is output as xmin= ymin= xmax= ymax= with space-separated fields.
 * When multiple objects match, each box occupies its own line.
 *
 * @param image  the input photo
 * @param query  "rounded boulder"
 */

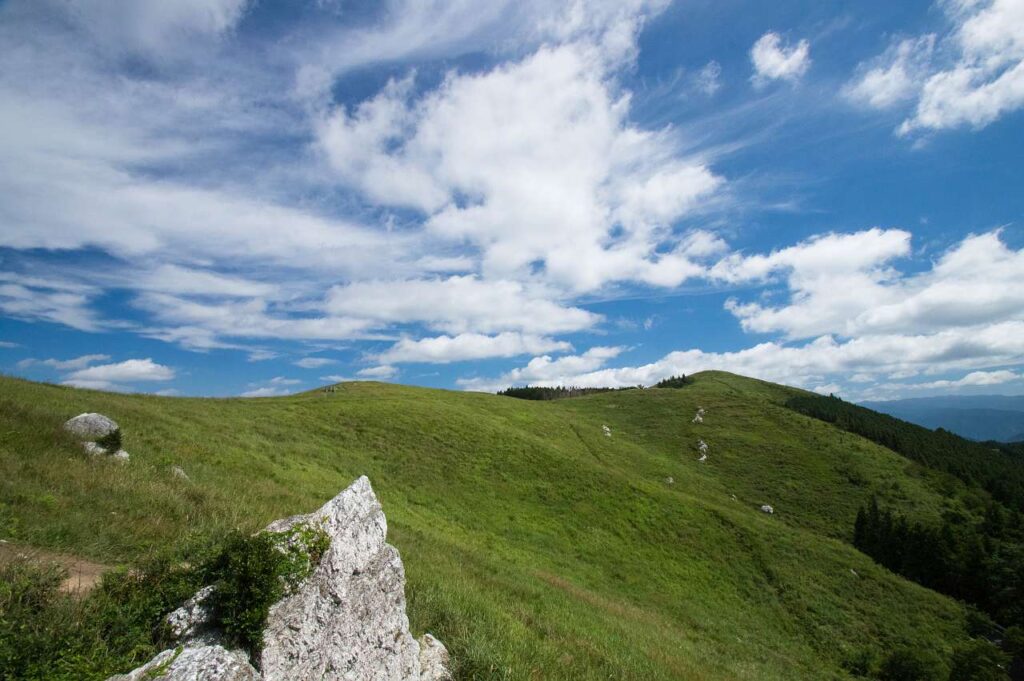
xmin=63 ymin=413 xmax=119 ymax=439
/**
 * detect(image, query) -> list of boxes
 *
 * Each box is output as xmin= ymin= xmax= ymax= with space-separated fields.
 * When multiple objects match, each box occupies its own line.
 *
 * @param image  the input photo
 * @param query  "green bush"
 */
xmin=95 ymin=428 xmax=122 ymax=452
xmin=948 ymin=640 xmax=1010 ymax=681
xmin=877 ymin=646 xmax=945 ymax=681
xmin=0 ymin=524 xmax=329 ymax=679
xmin=204 ymin=523 xmax=329 ymax=663
xmin=0 ymin=553 xmax=201 ymax=680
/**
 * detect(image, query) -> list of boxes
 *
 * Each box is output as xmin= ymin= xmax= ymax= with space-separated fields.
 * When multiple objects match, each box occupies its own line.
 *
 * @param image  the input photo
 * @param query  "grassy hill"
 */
xmin=0 ymin=371 xmax=989 ymax=679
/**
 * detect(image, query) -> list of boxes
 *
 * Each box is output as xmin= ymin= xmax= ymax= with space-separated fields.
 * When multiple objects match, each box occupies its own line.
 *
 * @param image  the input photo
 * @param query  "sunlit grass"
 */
xmin=0 ymin=371 xmax=972 ymax=679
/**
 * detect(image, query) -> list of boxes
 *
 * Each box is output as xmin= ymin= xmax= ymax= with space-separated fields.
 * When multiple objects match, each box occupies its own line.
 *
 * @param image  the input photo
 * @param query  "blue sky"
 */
xmin=1 ymin=0 xmax=1022 ymax=399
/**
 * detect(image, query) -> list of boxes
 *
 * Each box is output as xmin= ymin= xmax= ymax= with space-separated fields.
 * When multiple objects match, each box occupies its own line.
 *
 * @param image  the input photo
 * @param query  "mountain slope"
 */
xmin=0 ymin=371 xmax=981 ymax=679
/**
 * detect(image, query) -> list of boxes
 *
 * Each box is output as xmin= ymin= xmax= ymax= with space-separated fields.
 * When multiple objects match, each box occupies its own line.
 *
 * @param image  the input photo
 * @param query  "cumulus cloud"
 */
xmin=910 ymin=369 xmax=1021 ymax=389
xmin=317 ymin=41 xmax=721 ymax=293
xmin=848 ymin=0 xmax=1024 ymax=134
xmin=462 ymin=322 xmax=1024 ymax=393
xmin=750 ymin=32 xmax=811 ymax=85
xmin=718 ymin=229 xmax=1024 ymax=340
xmin=459 ymin=346 xmax=624 ymax=391
xmin=377 ymin=332 xmax=572 ymax=364
xmin=62 ymin=358 xmax=175 ymax=391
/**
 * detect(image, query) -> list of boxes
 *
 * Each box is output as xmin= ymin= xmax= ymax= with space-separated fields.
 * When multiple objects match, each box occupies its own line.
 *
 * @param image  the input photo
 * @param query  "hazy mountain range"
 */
xmin=860 ymin=395 xmax=1024 ymax=442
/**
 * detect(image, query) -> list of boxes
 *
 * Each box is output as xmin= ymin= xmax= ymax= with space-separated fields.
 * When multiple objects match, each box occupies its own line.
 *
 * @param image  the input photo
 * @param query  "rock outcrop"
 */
xmin=108 ymin=646 xmax=258 ymax=681
xmin=63 ymin=412 xmax=118 ymax=439
xmin=108 ymin=476 xmax=451 ymax=681
xmin=64 ymin=412 xmax=129 ymax=461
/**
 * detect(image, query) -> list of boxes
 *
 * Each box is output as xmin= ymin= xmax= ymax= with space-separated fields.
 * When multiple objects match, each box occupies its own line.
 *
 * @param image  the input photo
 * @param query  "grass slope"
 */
xmin=0 ymin=371 xmax=978 ymax=679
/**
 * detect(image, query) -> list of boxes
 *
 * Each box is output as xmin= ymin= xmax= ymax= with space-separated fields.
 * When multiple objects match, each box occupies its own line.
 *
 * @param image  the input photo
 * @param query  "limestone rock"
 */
xmin=760 ymin=504 xmax=774 ymax=514
xmin=110 ymin=476 xmax=451 ymax=681
xmin=165 ymin=585 xmax=217 ymax=646
xmin=418 ymin=634 xmax=452 ymax=681
xmin=82 ymin=441 xmax=106 ymax=456
xmin=111 ymin=449 xmax=130 ymax=462
xmin=259 ymin=475 xmax=421 ymax=680
xmin=63 ymin=413 xmax=118 ymax=439
xmin=107 ymin=645 xmax=258 ymax=681
xmin=171 ymin=466 xmax=190 ymax=481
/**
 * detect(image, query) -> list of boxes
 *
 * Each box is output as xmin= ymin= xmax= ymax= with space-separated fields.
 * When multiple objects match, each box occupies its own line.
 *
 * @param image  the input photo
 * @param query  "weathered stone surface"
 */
xmin=111 ymin=449 xmax=130 ymax=462
xmin=760 ymin=504 xmax=774 ymax=514
xmin=107 ymin=645 xmax=258 ymax=681
xmin=418 ymin=634 xmax=452 ymax=681
xmin=63 ymin=413 xmax=118 ymax=439
xmin=165 ymin=585 xmax=217 ymax=646
xmin=109 ymin=476 xmax=450 ymax=681
xmin=171 ymin=466 xmax=190 ymax=481
xmin=82 ymin=441 xmax=106 ymax=456
xmin=259 ymin=475 xmax=421 ymax=680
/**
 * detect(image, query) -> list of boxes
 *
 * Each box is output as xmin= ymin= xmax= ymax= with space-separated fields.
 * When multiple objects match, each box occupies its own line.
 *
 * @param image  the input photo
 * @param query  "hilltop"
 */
xmin=0 ymin=371 xmax=1007 ymax=679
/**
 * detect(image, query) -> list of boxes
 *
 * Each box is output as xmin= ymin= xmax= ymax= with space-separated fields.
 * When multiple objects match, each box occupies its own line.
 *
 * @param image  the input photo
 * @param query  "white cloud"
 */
xmin=240 ymin=386 xmax=289 ymax=398
xmin=325 ymin=277 xmax=599 ymax=335
xmin=293 ymin=357 xmax=337 ymax=369
xmin=267 ymin=376 xmax=302 ymax=386
xmin=136 ymin=265 xmax=277 ymax=298
xmin=459 ymin=346 xmax=624 ymax=391
xmin=240 ymin=375 xmax=302 ymax=396
xmin=0 ymin=340 xmax=19 ymax=348
xmin=53 ymin=0 xmax=249 ymax=55
xmin=696 ymin=61 xmax=722 ymax=95
xmin=462 ymin=322 xmax=1024 ymax=393
xmin=136 ymin=293 xmax=379 ymax=344
xmin=910 ymin=369 xmax=1021 ymax=389
xmin=845 ymin=36 xmax=936 ymax=109
xmin=377 ymin=332 xmax=572 ymax=364
xmin=849 ymin=0 xmax=1024 ymax=134
xmin=718 ymin=230 xmax=1024 ymax=340
xmin=750 ymin=32 xmax=811 ymax=85
xmin=357 ymin=365 xmax=398 ymax=379
xmin=18 ymin=354 xmax=110 ymax=371
xmin=0 ymin=280 xmax=103 ymax=332
xmin=64 ymin=358 xmax=175 ymax=387
xmin=316 ymin=40 xmax=721 ymax=293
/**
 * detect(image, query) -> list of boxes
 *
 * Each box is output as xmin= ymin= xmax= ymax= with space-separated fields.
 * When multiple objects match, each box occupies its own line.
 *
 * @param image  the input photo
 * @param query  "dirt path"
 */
xmin=0 ymin=540 xmax=112 ymax=594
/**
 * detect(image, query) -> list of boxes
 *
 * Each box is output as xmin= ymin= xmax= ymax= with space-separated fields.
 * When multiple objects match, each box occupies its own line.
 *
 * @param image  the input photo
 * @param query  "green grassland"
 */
xmin=0 ymin=371 xmax=985 ymax=679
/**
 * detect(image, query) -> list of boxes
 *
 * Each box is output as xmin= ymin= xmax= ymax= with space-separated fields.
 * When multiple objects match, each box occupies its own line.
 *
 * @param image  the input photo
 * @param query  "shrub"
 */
xmin=95 ymin=427 xmax=122 ymax=452
xmin=204 ymin=523 xmax=329 ymax=663
xmin=0 ymin=552 xmax=201 ymax=680
xmin=653 ymin=375 xmax=689 ymax=389
xmin=948 ymin=640 xmax=1010 ymax=681
xmin=877 ymin=646 xmax=945 ymax=681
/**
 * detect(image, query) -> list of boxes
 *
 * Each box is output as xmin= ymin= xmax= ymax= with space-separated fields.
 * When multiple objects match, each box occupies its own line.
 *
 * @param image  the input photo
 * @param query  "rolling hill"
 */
xmin=0 ymin=371 xmax=1005 ymax=679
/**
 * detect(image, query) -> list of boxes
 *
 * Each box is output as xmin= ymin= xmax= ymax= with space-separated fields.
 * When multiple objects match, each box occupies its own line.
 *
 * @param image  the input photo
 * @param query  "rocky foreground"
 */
xmin=108 ymin=476 xmax=450 ymax=681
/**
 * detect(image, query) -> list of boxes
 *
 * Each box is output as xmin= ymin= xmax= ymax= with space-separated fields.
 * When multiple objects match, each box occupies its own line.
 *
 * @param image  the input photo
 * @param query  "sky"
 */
xmin=0 ymin=0 xmax=1022 ymax=400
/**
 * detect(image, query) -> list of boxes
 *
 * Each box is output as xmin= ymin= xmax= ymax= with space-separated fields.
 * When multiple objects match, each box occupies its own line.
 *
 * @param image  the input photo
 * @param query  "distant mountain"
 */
xmin=860 ymin=394 xmax=1024 ymax=442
